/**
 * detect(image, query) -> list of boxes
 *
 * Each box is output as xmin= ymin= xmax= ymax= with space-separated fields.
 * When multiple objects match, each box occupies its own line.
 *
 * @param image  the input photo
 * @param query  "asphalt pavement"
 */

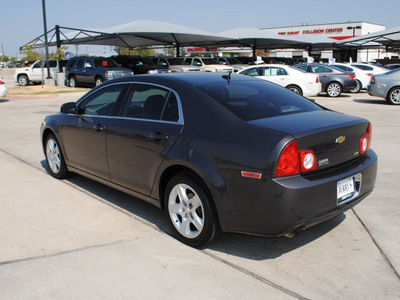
xmin=0 ymin=69 xmax=399 ymax=299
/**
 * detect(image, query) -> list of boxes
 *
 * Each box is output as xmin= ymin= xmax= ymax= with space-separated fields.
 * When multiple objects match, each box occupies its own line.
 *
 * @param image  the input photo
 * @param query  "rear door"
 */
xmin=106 ymin=83 xmax=183 ymax=196
xmin=259 ymin=66 xmax=290 ymax=87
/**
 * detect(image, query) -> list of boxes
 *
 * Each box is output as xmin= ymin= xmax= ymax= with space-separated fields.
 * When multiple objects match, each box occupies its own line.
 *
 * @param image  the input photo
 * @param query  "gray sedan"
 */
xmin=294 ymin=63 xmax=357 ymax=97
xmin=367 ymin=69 xmax=400 ymax=105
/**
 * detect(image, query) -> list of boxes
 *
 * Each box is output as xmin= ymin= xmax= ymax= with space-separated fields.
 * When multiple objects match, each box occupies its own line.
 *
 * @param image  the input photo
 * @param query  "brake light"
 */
xmin=347 ymin=74 xmax=356 ymax=79
xmin=359 ymin=123 xmax=372 ymax=155
xmin=316 ymin=76 xmax=319 ymax=83
xmin=0 ymin=80 xmax=4 ymax=85
xmin=366 ymin=73 xmax=372 ymax=77
xmin=370 ymin=75 xmax=375 ymax=84
xmin=275 ymin=141 xmax=317 ymax=177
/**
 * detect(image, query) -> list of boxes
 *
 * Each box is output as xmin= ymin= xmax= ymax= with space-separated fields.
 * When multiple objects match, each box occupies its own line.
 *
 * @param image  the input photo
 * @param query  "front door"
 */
xmin=61 ymin=83 xmax=128 ymax=179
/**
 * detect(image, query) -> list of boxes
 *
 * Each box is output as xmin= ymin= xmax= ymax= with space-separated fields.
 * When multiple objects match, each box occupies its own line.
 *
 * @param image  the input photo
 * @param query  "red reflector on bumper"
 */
xmin=241 ymin=171 xmax=262 ymax=179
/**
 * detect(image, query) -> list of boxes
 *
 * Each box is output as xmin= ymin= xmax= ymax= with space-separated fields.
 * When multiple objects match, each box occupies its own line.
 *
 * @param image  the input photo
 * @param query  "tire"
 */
xmin=44 ymin=133 xmax=69 ymax=179
xmin=18 ymin=74 xmax=29 ymax=86
xmin=350 ymin=80 xmax=361 ymax=93
xmin=386 ymin=87 xmax=400 ymax=105
xmin=286 ymin=85 xmax=303 ymax=96
xmin=165 ymin=172 xmax=221 ymax=248
xmin=69 ymin=76 xmax=76 ymax=88
xmin=326 ymin=82 xmax=342 ymax=97
xmin=95 ymin=77 xmax=104 ymax=86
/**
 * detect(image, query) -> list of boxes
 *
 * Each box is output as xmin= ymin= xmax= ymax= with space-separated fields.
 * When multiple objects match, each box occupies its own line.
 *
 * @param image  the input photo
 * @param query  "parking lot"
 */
xmin=0 ymin=69 xmax=399 ymax=299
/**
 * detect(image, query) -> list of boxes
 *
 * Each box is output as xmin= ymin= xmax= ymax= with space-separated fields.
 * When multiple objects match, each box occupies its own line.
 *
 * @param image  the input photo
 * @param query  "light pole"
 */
xmin=347 ymin=25 xmax=362 ymax=37
xmin=42 ymin=0 xmax=51 ymax=79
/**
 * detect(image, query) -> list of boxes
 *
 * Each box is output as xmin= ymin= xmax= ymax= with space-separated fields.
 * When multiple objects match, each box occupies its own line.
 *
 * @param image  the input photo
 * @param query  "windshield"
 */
xmin=196 ymin=80 xmax=321 ymax=121
xmin=94 ymin=58 xmax=119 ymax=68
xmin=167 ymin=58 xmax=184 ymax=65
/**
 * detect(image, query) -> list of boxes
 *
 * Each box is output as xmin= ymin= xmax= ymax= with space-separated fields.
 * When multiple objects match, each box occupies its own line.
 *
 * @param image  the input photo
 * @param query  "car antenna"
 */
xmin=222 ymin=70 xmax=232 ymax=84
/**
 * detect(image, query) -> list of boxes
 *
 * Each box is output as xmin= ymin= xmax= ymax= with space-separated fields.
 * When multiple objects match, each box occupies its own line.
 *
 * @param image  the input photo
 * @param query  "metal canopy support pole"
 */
xmin=176 ymin=44 xmax=180 ymax=57
xmin=42 ymin=0 xmax=51 ymax=79
xmin=55 ymin=25 xmax=62 ymax=72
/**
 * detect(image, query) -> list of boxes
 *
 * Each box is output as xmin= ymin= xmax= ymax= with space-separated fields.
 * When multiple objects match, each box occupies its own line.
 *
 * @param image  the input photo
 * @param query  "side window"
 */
xmin=76 ymin=59 xmax=84 ymax=68
xmin=84 ymin=59 xmax=94 ymax=68
xmin=122 ymin=85 xmax=169 ymax=120
xmin=295 ymin=65 xmax=307 ymax=71
xmin=162 ymin=93 xmax=179 ymax=122
xmin=193 ymin=59 xmax=202 ymax=66
xmin=79 ymin=84 xmax=127 ymax=116
xmin=160 ymin=59 xmax=168 ymax=67
xmin=241 ymin=68 xmax=259 ymax=76
xmin=122 ymin=85 xmax=180 ymax=122
xmin=262 ymin=67 xmax=287 ymax=76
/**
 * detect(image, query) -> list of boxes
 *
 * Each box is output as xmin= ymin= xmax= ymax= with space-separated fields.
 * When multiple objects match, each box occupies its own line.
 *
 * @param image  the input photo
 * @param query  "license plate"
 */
xmin=337 ymin=176 xmax=355 ymax=204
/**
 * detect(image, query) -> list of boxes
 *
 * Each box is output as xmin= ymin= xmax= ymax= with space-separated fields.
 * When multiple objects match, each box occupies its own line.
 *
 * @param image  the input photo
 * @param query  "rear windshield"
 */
xmin=196 ymin=79 xmax=322 ymax=121
xmin=94 ymin=58 xmax=119 ymax=68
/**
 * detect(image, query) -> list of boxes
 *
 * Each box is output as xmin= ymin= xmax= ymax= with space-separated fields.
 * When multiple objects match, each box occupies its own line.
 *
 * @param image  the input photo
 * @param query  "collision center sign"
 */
xmin=278 ymin=27 xmax=343 ymax=35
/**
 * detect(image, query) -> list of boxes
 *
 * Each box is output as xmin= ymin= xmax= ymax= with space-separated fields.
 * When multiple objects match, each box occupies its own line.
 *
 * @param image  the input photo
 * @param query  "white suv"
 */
xmin=183 ymin=57 xmax=234 ymax=73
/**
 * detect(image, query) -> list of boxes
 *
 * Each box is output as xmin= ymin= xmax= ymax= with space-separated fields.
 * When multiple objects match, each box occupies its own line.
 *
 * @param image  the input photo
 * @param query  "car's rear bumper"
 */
xmin=214 ymin=150 xmax=377 ymax=237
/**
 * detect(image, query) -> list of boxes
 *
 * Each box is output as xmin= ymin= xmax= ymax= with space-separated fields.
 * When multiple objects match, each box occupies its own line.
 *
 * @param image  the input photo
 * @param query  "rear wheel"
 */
xmin=286 ymin=85 xmax=303 ymax=96
xmin=44 ymin=134 xmax=69 ymax=179
xmin=350 ymin=80 xmax=361 ymax=93
xmin=326 ymin=82 xmax=342 ymax=97
xmin=18 ymin=74 xmax=29 ymax=86
xmin=69 ymin=76 xmax=76 ymax=87
xmin=165 ymin=172 xmax=221 ymax=248
xmin=386 ymin=87 xmax=400 ymax=105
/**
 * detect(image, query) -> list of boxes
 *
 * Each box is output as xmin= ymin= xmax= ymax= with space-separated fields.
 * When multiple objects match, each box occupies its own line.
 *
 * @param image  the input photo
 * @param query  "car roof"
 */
xmin=106 ymin=72 xmax=253 ymax=87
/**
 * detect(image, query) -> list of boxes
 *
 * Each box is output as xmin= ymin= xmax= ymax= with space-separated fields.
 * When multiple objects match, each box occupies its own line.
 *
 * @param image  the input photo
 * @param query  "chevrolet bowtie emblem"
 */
xmin=335 ymin=136 xmax=346 ymax=144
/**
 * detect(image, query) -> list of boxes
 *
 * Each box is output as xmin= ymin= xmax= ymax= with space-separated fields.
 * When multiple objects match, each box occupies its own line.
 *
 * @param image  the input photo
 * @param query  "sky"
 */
xmin=1 ymin=0 xmax=399 ymax=59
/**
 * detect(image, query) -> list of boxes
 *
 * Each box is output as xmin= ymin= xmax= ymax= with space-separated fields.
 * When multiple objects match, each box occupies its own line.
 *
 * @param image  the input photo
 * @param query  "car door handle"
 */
xmin=94 ymin=124 xmax=106 ymax=131
xmin=150 ymin=132 xmax=169 ymax=141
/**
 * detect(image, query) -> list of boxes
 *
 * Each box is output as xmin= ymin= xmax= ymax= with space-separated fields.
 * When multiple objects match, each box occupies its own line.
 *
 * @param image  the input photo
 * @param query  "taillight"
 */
xmin=370 ymin=75 xmax=375 ymax=84
xmin=316 ymin=76 xmax=319 ymax=83
xmin=0 ymin=80 xmax=4 ymax=85
xmin=359 ymin=123 xmax=372 ymax=155
xmin=366 ymin=73 xmax=372 ymax=77
xmin=347 ymin=74 xmax=356 ymax=79
xmin=275 ymin=140 xmax=317 ymax=177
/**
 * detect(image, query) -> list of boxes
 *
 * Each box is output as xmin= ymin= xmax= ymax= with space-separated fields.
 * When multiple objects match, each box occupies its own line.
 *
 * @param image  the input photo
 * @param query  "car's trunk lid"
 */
xmin=249 ymin=110 xmax=370 ymax=171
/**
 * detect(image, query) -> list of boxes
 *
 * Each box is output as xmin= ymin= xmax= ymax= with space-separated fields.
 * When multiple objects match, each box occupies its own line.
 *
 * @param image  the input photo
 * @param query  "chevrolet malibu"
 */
xmin=40 ymin=73 xmax=377 ymax=247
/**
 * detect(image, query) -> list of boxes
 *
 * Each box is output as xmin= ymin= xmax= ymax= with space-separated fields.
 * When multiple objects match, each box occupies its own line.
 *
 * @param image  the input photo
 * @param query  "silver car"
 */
xmin=367 ymin=69 xmax=400 ymax=105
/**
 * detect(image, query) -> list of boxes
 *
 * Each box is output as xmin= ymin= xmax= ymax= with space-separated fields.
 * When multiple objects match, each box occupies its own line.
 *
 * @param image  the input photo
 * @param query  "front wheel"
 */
xmin=95 ymin=77 xmax=104 ymax=86
xmin=326 ymin=82 xmax=342 ymax=97
xmin=165 ymin=172 xmax=221 ymax=248
xmin=44 ymin=134 xmax=69 ymax=179
xmin=18 ymin=74 xmax=29 ymax=86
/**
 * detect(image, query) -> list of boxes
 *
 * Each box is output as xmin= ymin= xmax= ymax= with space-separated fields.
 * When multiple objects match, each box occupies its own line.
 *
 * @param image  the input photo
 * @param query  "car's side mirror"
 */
xmin=60 ymin=102 xmax=77 ymax=114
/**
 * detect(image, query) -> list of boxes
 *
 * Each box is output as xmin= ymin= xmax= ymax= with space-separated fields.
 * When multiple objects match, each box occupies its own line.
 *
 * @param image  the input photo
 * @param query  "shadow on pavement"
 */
xmin=0 ymin=99 xmax=9 ymax=103
xmin=40 ymin=159 xmax=345 ymax=260
xmin=353 ymin=98 xmax=388 ymax=105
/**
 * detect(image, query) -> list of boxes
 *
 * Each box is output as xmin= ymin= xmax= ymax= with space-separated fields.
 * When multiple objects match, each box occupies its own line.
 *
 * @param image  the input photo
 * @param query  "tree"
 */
xmin=49 ymin=46 xmax=69 ymax=60
xmin=20 ymin=44 xmax=41 ymax=62
xmin=114 ymin=46 xmax=156 ymax=57
xmin=162 ymin=46 xmax=187 ymax=57
xmin=1 ymin=55 xmax=9 ymax=62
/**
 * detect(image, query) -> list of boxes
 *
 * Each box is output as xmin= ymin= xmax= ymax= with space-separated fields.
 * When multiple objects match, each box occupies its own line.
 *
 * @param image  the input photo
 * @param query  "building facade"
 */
xmin=261 ymin=22 xmax=395 ymax=62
